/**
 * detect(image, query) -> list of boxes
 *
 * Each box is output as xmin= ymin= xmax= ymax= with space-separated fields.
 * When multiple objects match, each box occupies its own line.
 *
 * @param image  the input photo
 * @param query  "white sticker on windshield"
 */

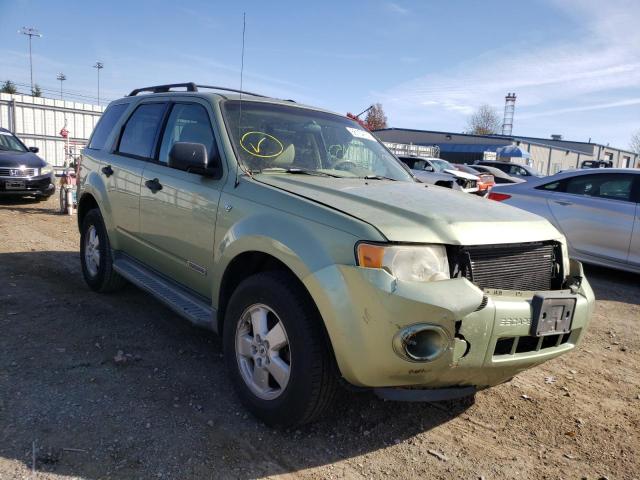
xmin=346 ymin=127 xmax=375 ymax=141
xmin=0 ymin=132 xmax=12 ymax=135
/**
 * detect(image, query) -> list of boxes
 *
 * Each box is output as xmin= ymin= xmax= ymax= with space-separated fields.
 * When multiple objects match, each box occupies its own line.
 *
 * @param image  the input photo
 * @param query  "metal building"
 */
xmin=374 ymin=128 xmax=639 ymax=174
xmin=0 ymin=93 xmax=104 ymax=166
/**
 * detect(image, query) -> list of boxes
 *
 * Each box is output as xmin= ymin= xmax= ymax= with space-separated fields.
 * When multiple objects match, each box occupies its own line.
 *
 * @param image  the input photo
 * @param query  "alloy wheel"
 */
xmin=235 ymin=303 xmax=291 ymax=400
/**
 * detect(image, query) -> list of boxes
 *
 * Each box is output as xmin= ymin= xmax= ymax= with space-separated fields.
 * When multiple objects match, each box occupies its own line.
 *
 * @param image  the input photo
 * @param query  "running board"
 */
xmin=113 ymin=255 xmax=217 ymax=331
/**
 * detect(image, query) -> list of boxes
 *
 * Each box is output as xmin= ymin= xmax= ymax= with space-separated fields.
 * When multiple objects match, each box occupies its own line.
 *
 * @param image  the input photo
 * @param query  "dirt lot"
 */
xmin=0 ymin=195 xmax=638 ymax=480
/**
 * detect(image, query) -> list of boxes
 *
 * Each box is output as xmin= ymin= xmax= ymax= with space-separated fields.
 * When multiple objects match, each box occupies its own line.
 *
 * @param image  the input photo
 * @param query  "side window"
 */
xmin=537 ymin=180 xmax=564 ymax=192
xmin=158 ymin=103 xmax=216 ymax=164
xmin=565 ymin=174 xmax=633 ymax=202
xmin=118 ymin=103 xmax=166 ymax=159
xmin=509 ymin=165 xmax=527 ymax=176
xmin=88 ymin=103 xmax=128 ymax=150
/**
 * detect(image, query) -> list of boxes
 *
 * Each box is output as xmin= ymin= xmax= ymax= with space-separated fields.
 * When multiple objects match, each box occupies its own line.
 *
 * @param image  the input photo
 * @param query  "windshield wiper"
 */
xmin=260 ymin=167 xmax=342 ymax=178
xmin=361 ymin=174 xmax=396 ymax=181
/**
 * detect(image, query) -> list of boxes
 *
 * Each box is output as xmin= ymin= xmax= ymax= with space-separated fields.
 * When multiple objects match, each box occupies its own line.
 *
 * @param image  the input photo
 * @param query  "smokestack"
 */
xmin=501 ymin=93 xmax=516 ymax=136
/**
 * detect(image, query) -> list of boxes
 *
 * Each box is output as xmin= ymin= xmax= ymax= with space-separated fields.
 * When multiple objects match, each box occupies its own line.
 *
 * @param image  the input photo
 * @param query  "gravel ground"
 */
xmin=0 ymin=195 xmax=639 ymax=480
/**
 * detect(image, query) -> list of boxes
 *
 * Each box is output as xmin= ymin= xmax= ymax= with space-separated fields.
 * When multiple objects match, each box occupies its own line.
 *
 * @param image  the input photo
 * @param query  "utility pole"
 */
xmin=93 ymin=62 xmax=104 ymax=105
xmin=56 ymin=73 xmax=66 ymax=99
xmin=18 ymin=27 xmax=42 ymax=95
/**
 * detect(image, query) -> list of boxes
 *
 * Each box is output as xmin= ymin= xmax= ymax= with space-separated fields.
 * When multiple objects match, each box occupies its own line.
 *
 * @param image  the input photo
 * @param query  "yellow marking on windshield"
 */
xmin=240 ymin=131 xmax=284 ymax=158
xmin=249 ymin=136 xmax=266 ymax=154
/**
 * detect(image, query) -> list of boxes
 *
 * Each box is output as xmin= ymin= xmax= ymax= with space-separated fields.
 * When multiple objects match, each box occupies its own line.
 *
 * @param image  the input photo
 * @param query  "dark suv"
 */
xmin=0 ymin=128 xmax=55 ymax=199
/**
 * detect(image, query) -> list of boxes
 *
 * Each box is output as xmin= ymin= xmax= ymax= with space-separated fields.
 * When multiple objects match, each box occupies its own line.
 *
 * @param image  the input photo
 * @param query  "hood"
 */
xmin=254 ymin=174 xmax=563 ymax=245
xmin=411 ymin=170 xmax=456 ymax=183
xmin=445 ymin=169 xmax=478 ymax=180
xmin=0 ymin=151 xmax=46 ymax=169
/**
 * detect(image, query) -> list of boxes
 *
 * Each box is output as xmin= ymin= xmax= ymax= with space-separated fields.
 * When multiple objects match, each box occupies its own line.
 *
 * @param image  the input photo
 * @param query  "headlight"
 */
xmin=40 ymin=164 xmax=53 ymax=175
xmin=356 ymin=243 xmax=450 ymax=282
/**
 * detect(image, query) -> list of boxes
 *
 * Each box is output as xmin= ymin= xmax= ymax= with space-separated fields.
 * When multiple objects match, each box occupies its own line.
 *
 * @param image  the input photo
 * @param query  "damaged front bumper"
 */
xmin=303 ymin=259 xmax=594 ymax=392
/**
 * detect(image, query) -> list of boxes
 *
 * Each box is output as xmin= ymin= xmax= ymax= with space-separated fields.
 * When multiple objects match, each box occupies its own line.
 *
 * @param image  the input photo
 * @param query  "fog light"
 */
xmin=393 ymin=324 xmax=451 ymax=362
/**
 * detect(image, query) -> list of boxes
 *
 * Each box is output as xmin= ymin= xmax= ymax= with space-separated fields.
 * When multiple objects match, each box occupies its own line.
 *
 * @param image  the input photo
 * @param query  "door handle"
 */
xmin=553 ymin=200 xmax=572 ymax=206
xmin=145 ymin=178 xmax=163 ymax=193
xmin=101 ymin=165 xmax=114 ymax=177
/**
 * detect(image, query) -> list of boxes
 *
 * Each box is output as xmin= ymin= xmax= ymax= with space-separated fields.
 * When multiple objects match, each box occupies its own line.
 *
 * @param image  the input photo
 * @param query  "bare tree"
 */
xmin=630 ymin=129 xmax=640 ymax=154
xmin=466 ymin=104 xmax=502 ymax=135
xmin=364 ymin=103 xmax=388 ymax=130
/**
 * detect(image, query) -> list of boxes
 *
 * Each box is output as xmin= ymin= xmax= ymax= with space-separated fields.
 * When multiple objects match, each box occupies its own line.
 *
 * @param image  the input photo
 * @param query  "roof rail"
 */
xmin=128 ymin=82 xmax=198 ymax=96
xmin=196 ymin=85 xmax=268 ymax=98
xmin=127 ymin=82 xmax=272 ymax=99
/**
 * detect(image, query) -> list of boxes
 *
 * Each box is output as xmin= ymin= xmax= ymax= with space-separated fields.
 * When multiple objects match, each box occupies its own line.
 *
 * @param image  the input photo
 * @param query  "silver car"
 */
xmin=489 ymin=168 xmax=640 ymax=274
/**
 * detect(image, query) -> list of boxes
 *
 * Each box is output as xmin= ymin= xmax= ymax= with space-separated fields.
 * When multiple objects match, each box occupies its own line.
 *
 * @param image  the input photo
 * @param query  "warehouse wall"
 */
xmin=0 ymin=93 xmax=104 ymax=166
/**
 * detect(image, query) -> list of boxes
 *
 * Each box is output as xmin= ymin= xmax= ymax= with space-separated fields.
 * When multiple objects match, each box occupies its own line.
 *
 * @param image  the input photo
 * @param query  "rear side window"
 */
xmin=88 ymin=103 xmax=128 ymax=150
xmin=509 ymin=165 xmax=528 ymax=176
xmin=118 ymin=103 xmax=167 ymax=159
xmin=158 ymin=103 xmax=216 ymax=164
xmin=537 ymin=180 xmax=563 ymax=191
xmin=565 ymin=173 xmax=634 ymax=202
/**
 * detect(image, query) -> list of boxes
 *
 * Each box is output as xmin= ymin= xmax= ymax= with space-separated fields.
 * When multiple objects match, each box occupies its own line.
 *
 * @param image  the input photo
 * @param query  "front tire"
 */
xmin=223 ymin=271 xmax=338 ymax=427
xmin=80 ymin=208 xmax=126 ymax=292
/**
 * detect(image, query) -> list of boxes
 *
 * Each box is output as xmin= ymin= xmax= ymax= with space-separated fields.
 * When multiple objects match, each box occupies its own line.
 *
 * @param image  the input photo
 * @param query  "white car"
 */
xmin=411 ymin=157 xmax=479 ymax=193
xmin=489 ymin=168 xmax=640 ymax=274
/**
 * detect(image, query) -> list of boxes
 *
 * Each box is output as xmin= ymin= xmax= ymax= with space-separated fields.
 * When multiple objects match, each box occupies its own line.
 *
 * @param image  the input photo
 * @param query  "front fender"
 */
xmin=211 ymin=210 xmax=359 ymax=308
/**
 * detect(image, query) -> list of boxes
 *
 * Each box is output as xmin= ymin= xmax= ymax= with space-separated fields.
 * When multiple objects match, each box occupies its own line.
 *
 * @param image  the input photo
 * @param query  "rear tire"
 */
xmin=223 ymin=271 xmax=338 ymax=427
xmin=80 ymin=208 xmax=127 ymax=293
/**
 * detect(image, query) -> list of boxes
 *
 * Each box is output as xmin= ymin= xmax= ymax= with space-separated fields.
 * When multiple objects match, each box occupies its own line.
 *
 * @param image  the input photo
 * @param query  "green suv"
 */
xmin=77 ymin=83 xmax=595 ymax=426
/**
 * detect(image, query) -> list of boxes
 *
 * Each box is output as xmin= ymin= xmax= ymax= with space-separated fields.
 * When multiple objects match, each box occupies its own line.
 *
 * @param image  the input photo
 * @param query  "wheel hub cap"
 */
xmin=235 ymin=304 xmax=291 ymax=401
xmin=84 ymin=225 xmax=100 ymax=277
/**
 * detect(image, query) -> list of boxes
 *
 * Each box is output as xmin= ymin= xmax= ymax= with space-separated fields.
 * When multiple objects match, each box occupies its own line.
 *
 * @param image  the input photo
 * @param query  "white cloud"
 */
xmin=379 ymin=0 xmax=640 ymax=143
xmin=385 ymin=2 xmax=409 ymax=15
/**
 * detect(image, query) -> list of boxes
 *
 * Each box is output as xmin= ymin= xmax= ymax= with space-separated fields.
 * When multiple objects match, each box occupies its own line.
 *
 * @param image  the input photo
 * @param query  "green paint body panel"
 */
xmin=77 ymin=91 xmax=595 ymax=390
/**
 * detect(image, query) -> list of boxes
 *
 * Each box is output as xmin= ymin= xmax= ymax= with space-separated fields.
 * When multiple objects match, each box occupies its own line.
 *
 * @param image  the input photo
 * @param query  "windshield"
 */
xmin=222 ymin=101 xmax=413 ymax=181
xmin=430 ymin=159 xmax=455 ymax=172
xmin=0 ymin=132 xmax=27 ymax=153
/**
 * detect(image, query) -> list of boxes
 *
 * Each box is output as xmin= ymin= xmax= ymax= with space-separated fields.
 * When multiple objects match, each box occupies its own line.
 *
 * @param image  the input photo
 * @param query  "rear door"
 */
xmin=138 ymin=100 xmax=224 ymax=298
xmin=546 ymin=172 xmax=635 ymax=264
xmin=101 ymin=101 xmax=168 ymax=256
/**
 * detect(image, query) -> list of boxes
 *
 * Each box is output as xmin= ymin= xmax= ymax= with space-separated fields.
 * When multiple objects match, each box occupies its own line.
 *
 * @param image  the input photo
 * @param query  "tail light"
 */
xmin=488 ymin=192 xmax=512 ymax=201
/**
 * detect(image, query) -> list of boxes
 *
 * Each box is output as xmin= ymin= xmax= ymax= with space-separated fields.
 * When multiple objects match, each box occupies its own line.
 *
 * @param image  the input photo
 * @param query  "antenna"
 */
xmin=235 ymin=12 xmax=247 ymax=188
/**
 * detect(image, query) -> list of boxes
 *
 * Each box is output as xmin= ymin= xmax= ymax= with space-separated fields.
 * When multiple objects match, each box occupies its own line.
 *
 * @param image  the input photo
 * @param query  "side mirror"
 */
xmin=29 ymin=146 xmax=39 ymax=153
xmin=168 ymin=142 xmax=220 ymax=177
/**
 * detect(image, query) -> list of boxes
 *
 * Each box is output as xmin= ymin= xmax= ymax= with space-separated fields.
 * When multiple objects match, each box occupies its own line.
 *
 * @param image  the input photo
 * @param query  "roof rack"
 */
xmin=127 ymin=82 xmax=268 ymax=98
xmin=128 ymin=83 xmax=198 ymax=96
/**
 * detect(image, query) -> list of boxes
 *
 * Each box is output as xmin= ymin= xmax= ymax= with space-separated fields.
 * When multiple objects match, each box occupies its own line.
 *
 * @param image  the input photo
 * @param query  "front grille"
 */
xmin=452 ymin=241 xmax=561 ymax=291
xmin=494 ymin=333 xmax=571 ymax=356
xmin=0 ymin=167 xmax=37 ymax=177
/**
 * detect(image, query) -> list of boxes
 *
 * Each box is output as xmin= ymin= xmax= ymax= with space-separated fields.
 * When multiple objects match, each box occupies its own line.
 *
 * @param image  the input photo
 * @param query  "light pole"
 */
xmin=93 ymin=62 xmax=104 ymax=105
xmin=56 ymin=73 xmax=66 ymax=99
xmin=18 ymin=27 xmax=42 ymax=95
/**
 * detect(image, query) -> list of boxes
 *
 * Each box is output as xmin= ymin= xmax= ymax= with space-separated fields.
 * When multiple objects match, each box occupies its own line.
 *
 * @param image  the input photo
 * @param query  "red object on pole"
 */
xmin=60 ymin=127 xmax=69 ymax=138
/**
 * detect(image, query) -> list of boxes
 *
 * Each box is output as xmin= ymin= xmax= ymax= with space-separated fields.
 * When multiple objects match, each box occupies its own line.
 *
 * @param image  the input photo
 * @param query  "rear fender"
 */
xmin=78 ymin=171 xmax=118 ymax=248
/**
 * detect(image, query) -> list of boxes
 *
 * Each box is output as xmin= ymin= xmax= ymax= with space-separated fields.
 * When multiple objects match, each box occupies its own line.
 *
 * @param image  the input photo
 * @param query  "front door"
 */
xmin=104 ymin=102 xmax=168 ymax=257
xmin=138 ymin=101 xmax=223 ymax=298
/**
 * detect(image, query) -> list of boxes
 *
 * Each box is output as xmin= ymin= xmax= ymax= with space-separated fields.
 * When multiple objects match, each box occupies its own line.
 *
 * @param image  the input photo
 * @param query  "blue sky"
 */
xmin=1 ymin=0 xmax=638 ymax=148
